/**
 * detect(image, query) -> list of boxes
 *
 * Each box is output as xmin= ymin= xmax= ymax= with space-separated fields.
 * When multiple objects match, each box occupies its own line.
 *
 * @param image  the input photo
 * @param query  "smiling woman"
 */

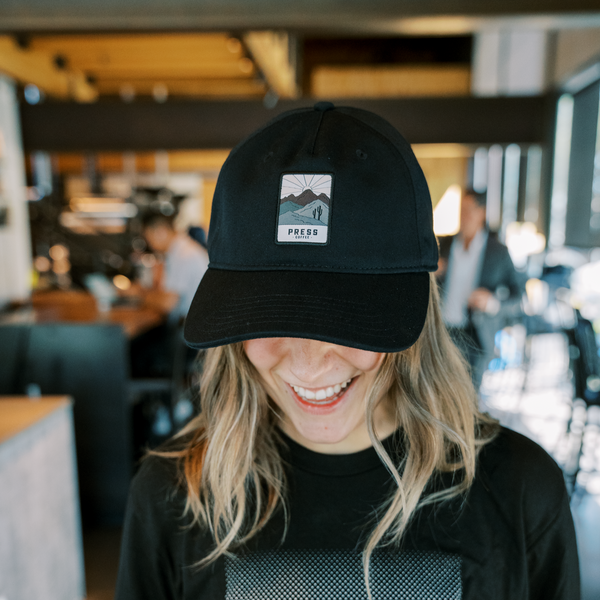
xmin=115 ymin=104 xmax=580 ymax=600
xmin=243 ymin=337 xmax=390 ymax=452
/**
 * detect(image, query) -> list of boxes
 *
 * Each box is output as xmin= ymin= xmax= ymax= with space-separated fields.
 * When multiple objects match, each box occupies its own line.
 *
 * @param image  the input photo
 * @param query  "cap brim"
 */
xmin=184 ymin=269 xmax=430 ymax=353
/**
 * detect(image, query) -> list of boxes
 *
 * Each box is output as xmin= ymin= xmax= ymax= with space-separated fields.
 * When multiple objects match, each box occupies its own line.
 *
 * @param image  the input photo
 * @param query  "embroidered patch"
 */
xmin=277 ymin=174 xmax=332 ymax=244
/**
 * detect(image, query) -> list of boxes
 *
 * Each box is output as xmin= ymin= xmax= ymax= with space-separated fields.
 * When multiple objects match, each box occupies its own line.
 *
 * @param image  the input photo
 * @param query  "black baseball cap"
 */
xmin=184 ymin=102 xmax=438 ymax=353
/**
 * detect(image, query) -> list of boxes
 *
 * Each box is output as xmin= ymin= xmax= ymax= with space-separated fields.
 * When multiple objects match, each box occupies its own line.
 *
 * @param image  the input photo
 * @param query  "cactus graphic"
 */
xmin=312 ymin=205 xmax=323 ymax=221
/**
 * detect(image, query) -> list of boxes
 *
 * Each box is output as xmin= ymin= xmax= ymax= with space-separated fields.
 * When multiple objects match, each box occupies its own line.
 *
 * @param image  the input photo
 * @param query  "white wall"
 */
xmin=0 ymin=74 xmax=32 ymax=307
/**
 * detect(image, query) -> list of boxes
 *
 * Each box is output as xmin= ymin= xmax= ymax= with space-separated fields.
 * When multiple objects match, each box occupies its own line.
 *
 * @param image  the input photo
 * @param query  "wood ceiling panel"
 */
xmin=27 ymin=33 xmax=257 ymax=95
xmin=0 ymin=35 xmax=97 ymax=101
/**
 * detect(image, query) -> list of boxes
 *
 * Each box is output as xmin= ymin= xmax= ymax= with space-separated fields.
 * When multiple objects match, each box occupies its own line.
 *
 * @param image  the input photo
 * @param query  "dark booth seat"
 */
xmin=0 ymin=323 xmax=132 ymax=526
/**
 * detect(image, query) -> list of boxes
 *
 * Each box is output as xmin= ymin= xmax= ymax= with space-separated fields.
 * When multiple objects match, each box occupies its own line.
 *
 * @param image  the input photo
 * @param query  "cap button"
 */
xmin=314 ymin=101 xmax=335 ymax=112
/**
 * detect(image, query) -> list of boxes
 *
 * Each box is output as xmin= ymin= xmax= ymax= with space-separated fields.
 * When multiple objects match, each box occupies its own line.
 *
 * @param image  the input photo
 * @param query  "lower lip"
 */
xmin=287 ymin=378 xmax=356 ymax=414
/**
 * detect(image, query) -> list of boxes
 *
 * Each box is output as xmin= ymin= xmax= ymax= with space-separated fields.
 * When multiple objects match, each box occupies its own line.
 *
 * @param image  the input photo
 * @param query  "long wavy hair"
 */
xmin=158 ymin=273 xmax=499 ymax=591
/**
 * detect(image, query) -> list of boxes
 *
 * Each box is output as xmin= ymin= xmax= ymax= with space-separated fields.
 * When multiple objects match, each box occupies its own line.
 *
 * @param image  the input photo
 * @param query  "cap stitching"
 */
xmin=209 ymin=262 xmax=435 ymax=271
xmin=207 ymin=311 xmax=386 ymax=326
xmin=205 ymin=314 xmax=390 ymax=329
xmin=210 ymin=292 xmax=380 ymax=310
xmin=203 ymin=317 xmax=394 ymax=335
xmin=309 ymin=111 xmax=325 ymax=155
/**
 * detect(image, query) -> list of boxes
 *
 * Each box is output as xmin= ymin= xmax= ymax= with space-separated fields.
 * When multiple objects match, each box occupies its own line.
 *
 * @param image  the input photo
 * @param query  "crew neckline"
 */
xmin=278 ymin=429 xmax=403 ymax=477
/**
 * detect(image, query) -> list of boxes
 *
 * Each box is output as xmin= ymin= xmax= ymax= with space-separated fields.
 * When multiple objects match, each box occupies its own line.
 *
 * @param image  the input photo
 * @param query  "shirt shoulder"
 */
xmin=475 ymin=427 xmax=568 ymax=537
xmin=127 ymin=453 xmax=186 ymax=521
xmin=478 ymin=426 xmax=563 ymax=482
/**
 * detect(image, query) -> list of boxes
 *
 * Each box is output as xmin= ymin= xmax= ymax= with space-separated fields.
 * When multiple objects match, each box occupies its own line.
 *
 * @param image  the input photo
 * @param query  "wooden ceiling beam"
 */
xmin=82 ymin=64 xmax=257 ymax=78
xmin=26 ymin=33 xmax=258 ymax=90
xmin=243 ymin=31 xmax=299 ymax=98
xmin=312 ymin=65 xmax=471 ymax=98
xmin=0 ymin=36 xmax=97 ymax=102
xmin=95 ymin=78 xmax=266 ymax=97
xmin=29 ymin=33 xmax=241 ymax=51
xmin=28 ymin=33 xmax=247 ymax=66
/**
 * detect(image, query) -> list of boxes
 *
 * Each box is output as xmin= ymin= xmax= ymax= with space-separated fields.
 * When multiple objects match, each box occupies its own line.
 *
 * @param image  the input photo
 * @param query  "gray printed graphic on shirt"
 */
xmin=225 ymin=549 xmax=461 ymax=599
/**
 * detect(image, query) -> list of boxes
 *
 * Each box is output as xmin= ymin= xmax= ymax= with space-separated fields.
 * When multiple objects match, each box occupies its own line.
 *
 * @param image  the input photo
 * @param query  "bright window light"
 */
xmin=505 ymin=221 xmax=546 ymax=269
xmin=549 ymin=94 xmax=574 ymax=248
xmin=433 ymin=184 xmax=461 ymax=236
xmin=501 ymin=144 xmax=521 ymax=238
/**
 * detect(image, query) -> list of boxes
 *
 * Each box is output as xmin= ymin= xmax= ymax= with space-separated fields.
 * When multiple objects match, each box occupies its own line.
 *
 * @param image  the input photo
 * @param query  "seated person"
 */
xmin=141 ymin=213 xmax=209 ymax=322
xmin=129 ymin=213 xmax=209 ymax=378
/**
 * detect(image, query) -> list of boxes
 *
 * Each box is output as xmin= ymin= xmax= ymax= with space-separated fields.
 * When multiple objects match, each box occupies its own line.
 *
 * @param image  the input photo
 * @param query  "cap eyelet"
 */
xmin=356 ymin=149 xmax=368 ymax=160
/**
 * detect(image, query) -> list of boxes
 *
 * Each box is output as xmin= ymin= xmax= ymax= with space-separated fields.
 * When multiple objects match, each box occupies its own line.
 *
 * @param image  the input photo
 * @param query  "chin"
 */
xmin=295 ymin=421 xmax=355 ymax=446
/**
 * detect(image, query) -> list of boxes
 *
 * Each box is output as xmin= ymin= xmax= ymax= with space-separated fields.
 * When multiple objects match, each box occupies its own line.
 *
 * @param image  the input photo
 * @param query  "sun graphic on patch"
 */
xmin=277 ymin=174 xmax=332 ymax=244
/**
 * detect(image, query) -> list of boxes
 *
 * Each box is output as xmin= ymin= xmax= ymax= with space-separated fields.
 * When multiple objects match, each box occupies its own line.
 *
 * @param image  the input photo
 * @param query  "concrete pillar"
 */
xmin=0 ymin=75 xmax=32 ymax=307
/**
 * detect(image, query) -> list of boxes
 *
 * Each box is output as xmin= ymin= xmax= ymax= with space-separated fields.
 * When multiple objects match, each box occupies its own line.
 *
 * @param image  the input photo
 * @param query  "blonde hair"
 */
xmin=158 ymin=274 xmax=499 ymax=589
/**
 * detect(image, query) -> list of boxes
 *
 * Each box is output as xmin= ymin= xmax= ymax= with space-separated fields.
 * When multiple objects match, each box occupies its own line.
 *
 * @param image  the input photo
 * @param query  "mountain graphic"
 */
xmin=278 ymin=199 xmax=330 ymax=227
xmin=280 ymin=188 xmax=330 ymax=207
xmin=278 ymin=211 xmax=323 ymax=227
xmin=279 ymin=201 xmax=302 ymax=216
xmin=294 ymin=200 xmax=329 ymax=224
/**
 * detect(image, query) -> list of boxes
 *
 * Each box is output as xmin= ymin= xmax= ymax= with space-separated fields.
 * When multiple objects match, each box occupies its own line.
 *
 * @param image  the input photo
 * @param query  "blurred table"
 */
xmin=30 ymin=289 xmax=164 ymax=338
xmin=0 ymin=396 xmax=85 ymax=600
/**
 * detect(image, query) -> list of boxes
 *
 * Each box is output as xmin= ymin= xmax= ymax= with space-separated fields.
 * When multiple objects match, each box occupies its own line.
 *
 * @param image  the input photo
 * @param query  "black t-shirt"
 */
xmin=115 ymin=427 xmax=580 ymax=599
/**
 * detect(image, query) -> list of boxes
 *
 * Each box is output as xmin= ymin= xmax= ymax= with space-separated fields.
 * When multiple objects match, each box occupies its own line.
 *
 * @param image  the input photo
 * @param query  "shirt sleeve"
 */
xmin=476 ymin=429 xmax=581 ymax=600
xmin=115 ymin=458 xmax=184 ymax=600
xmin=498 ymin=429 xmax=581 ymax=600
xmin=526 ymin=484 xmax=580 ymax=600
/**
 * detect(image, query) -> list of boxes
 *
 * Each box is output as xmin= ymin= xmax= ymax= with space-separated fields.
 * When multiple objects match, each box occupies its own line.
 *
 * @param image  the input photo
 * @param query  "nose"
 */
xmin=286 ymin=338 xmax=337 ymax=385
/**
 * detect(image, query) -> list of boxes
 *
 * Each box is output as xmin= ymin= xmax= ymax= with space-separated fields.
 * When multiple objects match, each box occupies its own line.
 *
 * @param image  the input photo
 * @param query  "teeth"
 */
xmin=291 ymin=378 xmax=352 ymax=402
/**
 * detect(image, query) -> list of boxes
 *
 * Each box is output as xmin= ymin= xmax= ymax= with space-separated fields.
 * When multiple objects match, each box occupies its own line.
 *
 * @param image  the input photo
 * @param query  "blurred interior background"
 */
xmin=1 ymin=1 xmax=600 ymax=599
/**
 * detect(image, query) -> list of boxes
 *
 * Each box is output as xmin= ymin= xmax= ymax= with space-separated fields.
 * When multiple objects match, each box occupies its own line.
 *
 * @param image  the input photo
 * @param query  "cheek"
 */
xmin=339 ymin=348 xmax=385 ymax=373
xmin=243 ymin=338 xmax=283 ymax=372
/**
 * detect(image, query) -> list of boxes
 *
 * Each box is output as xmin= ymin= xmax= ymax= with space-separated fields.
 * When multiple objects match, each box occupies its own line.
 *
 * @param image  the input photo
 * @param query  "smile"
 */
xmin=290 ymin=378 xmax=353 ymax=404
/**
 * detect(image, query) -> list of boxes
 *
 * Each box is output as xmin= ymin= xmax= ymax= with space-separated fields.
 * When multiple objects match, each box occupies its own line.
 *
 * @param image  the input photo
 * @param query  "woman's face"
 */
xmin=243 ymin=337 xmax=396 ymax=454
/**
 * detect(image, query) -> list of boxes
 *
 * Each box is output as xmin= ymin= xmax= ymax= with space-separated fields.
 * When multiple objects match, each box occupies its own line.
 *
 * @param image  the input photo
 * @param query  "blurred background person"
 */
xmin=141 ymin=212 xmax=209 ymax=323
xmin=436 ymin=188 xmax=524 ymax=389
xmin=129 ymin=212 xmax=209 ymax=378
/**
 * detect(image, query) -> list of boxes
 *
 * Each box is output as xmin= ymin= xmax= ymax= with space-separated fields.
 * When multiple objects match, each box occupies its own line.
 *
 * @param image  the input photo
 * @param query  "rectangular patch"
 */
xmin=277 ymin=174 xmax=332 ymax=244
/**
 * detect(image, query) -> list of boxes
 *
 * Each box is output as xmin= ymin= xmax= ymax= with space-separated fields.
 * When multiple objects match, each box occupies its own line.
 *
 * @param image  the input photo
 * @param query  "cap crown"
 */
xmin=208 ymin=105 xmax=438 ymax=275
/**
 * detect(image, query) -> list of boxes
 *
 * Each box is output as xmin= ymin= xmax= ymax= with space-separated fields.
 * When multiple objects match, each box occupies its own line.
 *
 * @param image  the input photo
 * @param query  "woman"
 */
xmin=116 ymin=103 xmax=579 ymax=599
